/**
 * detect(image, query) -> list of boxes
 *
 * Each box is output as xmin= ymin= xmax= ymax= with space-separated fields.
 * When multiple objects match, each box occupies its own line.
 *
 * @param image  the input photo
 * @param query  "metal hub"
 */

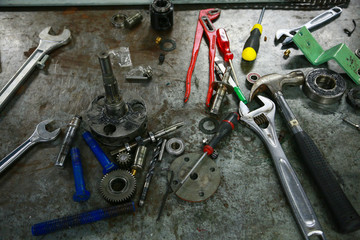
xmin=169 ymin=153 xmax=220 ymax=202
xmin=100 ymin=170 xmax=136 ymax=203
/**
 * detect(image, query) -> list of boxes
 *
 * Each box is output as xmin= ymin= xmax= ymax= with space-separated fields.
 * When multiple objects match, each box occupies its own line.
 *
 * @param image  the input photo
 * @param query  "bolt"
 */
xmin=155 ymin=36 xmax=162 ymax=44
xmin=283 ymin=49 xmax=291 ymax=59
xmin=70 ymin=148 xmax=90 ymax=202
xmin=82 ymin=131 xmax=118 ymax=175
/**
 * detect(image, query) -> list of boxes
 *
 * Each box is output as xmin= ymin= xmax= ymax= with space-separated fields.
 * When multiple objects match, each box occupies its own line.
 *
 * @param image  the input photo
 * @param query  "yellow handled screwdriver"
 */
xmin=242 ymin=7 xmax=265 ymax=61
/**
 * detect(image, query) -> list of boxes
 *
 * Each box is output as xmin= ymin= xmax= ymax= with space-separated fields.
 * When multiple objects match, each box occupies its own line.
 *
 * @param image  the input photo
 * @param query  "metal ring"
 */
xmin=303 ymin=68 xmax=347 ymax=104
xmin=160 ymin=39 xmax=176 ymax=52
xmin=148 ymin=132 xmax=156 ymax=143
xmin=246 ymin=72 xmax=261 ymax=90
xmin=198 ymin=117 xmax=219 ymax=134
xmin=346 ymin=86 xmax=360 ymax=109
xmin=124 ymin=143 xmax=131 ymax=152
xmin=111 ymin=13 xmax=126 ymax=28
xmin=166 ymin=138 xmax=185 ymax=156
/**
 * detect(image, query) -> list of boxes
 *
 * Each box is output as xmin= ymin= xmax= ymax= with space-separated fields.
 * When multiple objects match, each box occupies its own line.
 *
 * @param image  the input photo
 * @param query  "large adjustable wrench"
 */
xmin=0 ymin=27 xmax=71 ymax=113
xmin=239 ymin=96 xmax=326 ymax=240
xmin=0 ymin=119 xmax=60 ymax=175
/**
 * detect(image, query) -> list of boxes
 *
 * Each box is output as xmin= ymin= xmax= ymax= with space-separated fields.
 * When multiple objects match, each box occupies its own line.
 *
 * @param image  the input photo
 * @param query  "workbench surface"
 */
xmin=0 ymin=2 xmax=359 ymax=240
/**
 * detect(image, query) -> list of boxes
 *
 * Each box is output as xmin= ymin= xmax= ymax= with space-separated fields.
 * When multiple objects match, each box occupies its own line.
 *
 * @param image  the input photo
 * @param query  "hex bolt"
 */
xmin=82 ymin=131 xmax=118 ymax=175
xmin=70 ymin=148 xmax=90 ymax=202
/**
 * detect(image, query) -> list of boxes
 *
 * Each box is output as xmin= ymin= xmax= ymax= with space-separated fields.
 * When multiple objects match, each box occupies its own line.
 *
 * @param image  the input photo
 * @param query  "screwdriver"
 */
xmin=179 ymin=112 xmax=240 ymax=188
xmin=242 ymin=7 xmax=265 ymax=61
xmin=216 ymin=28 xmax=248 ymax=104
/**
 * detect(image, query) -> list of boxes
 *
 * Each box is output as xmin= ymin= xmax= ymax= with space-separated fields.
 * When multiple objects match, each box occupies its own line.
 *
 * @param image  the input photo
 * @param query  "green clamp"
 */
xmin=293 ymin=26 xmax=360 ymax=85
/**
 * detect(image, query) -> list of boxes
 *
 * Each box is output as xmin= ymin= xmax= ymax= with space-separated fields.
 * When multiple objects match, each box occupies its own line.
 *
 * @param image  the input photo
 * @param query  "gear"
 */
xmin=99 ymin=170 xmax=136 ymax=203
xmin=116 ymin=152 xmax=132 ymax=169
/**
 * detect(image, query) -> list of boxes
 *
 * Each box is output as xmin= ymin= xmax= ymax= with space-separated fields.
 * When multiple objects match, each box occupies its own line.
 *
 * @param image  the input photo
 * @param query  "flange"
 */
xmin=303 ymin=68 xmax=347 ymax=104
xmin=169 ymin=153 xmax=220 ymax=202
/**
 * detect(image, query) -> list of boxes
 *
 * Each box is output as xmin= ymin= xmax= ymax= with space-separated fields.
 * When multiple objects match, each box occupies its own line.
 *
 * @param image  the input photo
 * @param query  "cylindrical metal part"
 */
xmin=132 ymin=145 xmax=148 ymax=172
xmin=31 ymin=202 xmax=136 ymax=236
xmin=124 ymin=12 xmax=143 ymax=29
xmin=98 ymin=52 xmax=127 ymax=117
xmin=158 ymin=139 xmax=167 ymax=162
xmin=82 ymin=131 xmax=118 ymax=175
xmin=150 ymin=0 xmax=174 ymax=31
xmin=70 ymin=148 xmax=90 ymax=202
xmin=210 ymin=67 xmax=232 ymax=115
xmin=55 ymin=115 xmax=82 ymax=167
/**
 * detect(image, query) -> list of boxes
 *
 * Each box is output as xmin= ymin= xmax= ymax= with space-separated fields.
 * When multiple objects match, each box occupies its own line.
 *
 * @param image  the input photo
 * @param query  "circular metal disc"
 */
xmin=169 ymin=153 xmax=220 ymax=202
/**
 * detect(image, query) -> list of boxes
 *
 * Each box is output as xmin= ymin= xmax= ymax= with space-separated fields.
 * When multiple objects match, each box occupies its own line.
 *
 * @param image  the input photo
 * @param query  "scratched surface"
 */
xmin=0 ymin=3 xmax=359 ymax=240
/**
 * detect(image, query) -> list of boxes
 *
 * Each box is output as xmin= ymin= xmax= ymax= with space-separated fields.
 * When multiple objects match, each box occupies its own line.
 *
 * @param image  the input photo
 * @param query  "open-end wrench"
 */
xmin=0 ymin=119 xmax=61 ymax=175
xmin=0 ymin=27 xmax=71 ymax=113
xmin=275 ymin=6 xmax=342 ymax=45
xmin=239 ymin=96 xmax=326 ymax=240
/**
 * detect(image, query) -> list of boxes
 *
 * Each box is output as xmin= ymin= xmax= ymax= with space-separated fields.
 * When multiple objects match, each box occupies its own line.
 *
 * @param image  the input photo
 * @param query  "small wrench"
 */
xmin=239 ymin=96 xmax=326 ymax=240
xmin=0 ymin=27 xmax=71 ymax=113
xmin=275 ymin=6 xmax=342 ymax=45
xmin=0 ymin=119 xmax=60 ymax=175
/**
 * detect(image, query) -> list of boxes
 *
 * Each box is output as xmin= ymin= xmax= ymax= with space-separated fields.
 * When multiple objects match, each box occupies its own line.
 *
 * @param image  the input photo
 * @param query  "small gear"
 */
xmin=116 ymin=152 xmax=132 ymax=169
xmin=99 ymin=170 xmax=136 ymax=203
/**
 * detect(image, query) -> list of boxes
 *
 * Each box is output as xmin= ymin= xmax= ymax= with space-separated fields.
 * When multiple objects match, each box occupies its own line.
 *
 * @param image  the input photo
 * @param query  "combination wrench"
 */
xmin=239 ymin=96 xmax=326 ymax=240
xmin=275 ymin=6 xmax=342 ymax=45
xmin=0 ymin=119 xmax=60 ymax=175
xmin=0 ymin=27 xmax=71 ymax=113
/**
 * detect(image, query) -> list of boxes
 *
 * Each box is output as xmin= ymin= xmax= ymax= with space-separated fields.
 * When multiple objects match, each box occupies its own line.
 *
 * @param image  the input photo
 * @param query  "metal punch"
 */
xmin=239 ymin=96 xmax=326 ymax=240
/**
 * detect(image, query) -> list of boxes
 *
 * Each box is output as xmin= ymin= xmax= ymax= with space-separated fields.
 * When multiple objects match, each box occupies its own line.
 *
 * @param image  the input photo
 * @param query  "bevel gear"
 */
xmin=99 ymin=170 xmax=136 ymax=203
xmin=116 ymin=152 xmax=132 ymax=169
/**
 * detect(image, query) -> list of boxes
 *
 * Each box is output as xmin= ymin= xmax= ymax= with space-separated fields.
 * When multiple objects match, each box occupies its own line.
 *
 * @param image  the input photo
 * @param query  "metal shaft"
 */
xmin=55 ymin=115 xmax=82 ymax=167
xmin=98 ymin=52 xmax=127 ymax=117
xmin=210 ymin=67 xmax=231 ymax=115
xmin=110 ymin=122 xmax=184 ymax=155
xmin=258 ymin=7 xmax=266 ymax=24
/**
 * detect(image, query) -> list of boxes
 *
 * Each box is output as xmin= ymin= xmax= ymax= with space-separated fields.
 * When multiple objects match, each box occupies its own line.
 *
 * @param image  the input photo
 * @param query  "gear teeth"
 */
xmin=99 ymin=170 xmax=136 ymax=203
xmin=116 ymin=152 xmax=132 ymax=169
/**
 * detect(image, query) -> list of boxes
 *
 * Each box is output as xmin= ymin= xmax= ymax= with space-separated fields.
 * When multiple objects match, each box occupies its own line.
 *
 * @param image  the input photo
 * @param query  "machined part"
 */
xmin=132 ymin=145 xmax=148 ymax=173
xmin=126 ymin=66 xmax=153 ymax=81
xmin=86 ymin=52 xmax=147 ymax=146
xmin=346 ymin=86 xmax=360 ymax=109
xmin=304 ymin=68 xmax=347 ymax=104
xmin=159 ymin=53 xmax=165 ymax=65
xmin=124 ymin=12 xmax=143 ymax=29
xmin=198 ymin=117 xmax=219 ymax=135
xmin=158 ymin=139 xmax=167 ymax=162
xmin=70 ymin=148 xmax=90 ymax=202
xmin=55 ymin=115 xmax=82 ymax=167
xmin=293 ymin=26 xmax=360 ymax=85
xmin=169 ymin=153 xmax=220 ymax=202
xmin=165 ymin=138 xmax=185 ymax=156
xmin=110 ymin=122 xmax=184 ymax=156
xmin=116 ymin=152 xmax=132 ymax=169
xmin=100 ymin=170 xmax=136 ymax=203
xmin=150 ymin=0 xmax=174 ymax=31
xmin=111 ymin=13 xmax=126 ymax=28
xmin=246 ymin=72 xmax=261 ymax=90
xmin=283 ymin=49 xmax=291 ymax=59
xmin=124 ymin=143 xmax=131 ymax=152
xmin=210 ymin=67 xmax=233 ymax=115
xmin=160 ymin=39 xmax=176 ymax=52
xmin=148 ymin=132 xmax=156 ymax=142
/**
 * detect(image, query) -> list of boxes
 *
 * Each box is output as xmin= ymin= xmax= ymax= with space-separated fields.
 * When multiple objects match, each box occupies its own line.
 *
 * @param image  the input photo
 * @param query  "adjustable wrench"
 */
xmin=239 ymin=96 xmax=326 ymax=240
xmin=0 ymin=27 xmax=71 ymax=113
xmin=0 ymin=119 xmax=60 ymax=175
xmin=275 ymin=6 xmax=342 ymax=45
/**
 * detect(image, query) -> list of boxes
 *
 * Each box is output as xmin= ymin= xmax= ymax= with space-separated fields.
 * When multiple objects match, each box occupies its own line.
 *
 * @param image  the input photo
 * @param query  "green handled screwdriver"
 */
xmin=242 ymin=7 xmax=265 ymax=61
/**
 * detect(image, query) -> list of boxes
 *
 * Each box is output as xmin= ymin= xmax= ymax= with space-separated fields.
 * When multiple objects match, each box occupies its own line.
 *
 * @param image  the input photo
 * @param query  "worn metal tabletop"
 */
xmin=0 ymin=2 xmax=359 ymax=240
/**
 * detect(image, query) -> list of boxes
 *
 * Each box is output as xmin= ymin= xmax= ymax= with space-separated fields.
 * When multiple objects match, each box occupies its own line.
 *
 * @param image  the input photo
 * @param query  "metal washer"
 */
xmin=303 ymin=68 xmax=347 ymax=104
xmin=347 ymin=86 xmax=360 ymax=109
xmin=160 ymin=39 xmax=176 ymax=52
xmin=198 ymin=117 xmax=219 ymax=134
xmin=166 ymin=138 xmax=185 ymax=156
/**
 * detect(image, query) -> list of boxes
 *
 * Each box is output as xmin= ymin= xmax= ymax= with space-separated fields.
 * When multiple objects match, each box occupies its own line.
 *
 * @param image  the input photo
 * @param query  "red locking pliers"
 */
xmin=184 ymin=8 xmax=221 ymax=107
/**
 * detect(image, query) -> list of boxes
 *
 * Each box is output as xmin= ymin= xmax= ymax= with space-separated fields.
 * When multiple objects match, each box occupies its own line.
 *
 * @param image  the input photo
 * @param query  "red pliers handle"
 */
xmin=184 ymin=8 xmax=221 ymax=107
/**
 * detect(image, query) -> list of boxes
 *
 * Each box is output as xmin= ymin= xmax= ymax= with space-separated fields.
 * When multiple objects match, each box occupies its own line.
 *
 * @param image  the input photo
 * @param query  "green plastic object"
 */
xmin=293 ymin=26 xmax=360 ymax=85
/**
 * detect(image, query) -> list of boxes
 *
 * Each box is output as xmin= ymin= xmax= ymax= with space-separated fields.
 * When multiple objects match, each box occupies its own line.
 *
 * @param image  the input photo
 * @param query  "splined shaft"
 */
xmin=138 ymin=138 xmax=163 ymax=207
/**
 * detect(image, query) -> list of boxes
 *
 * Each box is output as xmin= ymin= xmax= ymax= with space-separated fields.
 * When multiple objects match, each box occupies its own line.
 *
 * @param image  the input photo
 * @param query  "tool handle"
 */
xmin=242 ymin=24 xmax=262 ymax=62
xmin=304 ymin=6 xmax=342 ymax=32
xmin=294 ymin=131 xmax=360 ymax=233
xmin=203 ymin=112 xmax=239 ymax=155
xmin=216 ymin=28 xmax=233 ymax=62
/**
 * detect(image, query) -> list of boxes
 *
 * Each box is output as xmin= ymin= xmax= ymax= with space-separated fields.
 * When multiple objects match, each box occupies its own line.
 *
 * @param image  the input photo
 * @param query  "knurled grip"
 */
xmin=294 ymin=131 xmax=360 ymax=233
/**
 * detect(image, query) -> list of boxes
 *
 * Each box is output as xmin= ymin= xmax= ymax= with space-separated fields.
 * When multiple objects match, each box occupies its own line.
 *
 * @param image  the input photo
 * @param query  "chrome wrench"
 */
xmin=239 ymin=96 xmax=326 ymax=240
xmin=0 ymin=119 xmax=60 ymax=175
xmin=0 ymin=27 xmax=71 ymax=113
xmin=275 ymin=6 xmax=342 ymax=45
